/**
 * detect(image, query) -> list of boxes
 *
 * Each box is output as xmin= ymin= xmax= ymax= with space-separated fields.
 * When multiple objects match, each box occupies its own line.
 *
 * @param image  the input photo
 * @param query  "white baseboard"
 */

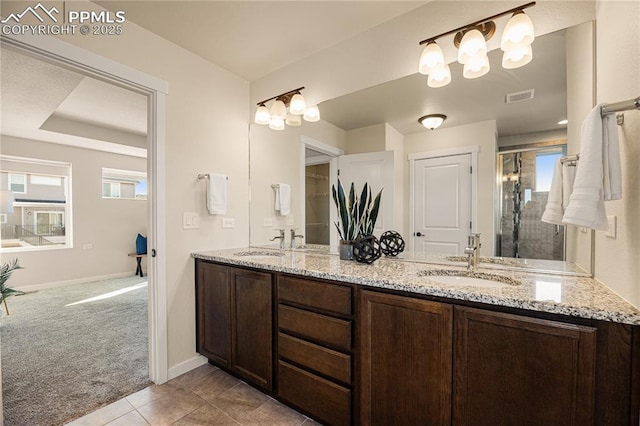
xmin=168 ymin=355 xmax=209 ymax=381
xmin=17 ymin=271 xmax=136 ymax=292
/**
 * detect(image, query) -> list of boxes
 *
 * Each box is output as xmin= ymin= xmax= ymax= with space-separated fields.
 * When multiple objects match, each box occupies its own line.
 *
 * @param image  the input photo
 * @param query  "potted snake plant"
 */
xmin=332 ymin=180 xmax=383 ymax=260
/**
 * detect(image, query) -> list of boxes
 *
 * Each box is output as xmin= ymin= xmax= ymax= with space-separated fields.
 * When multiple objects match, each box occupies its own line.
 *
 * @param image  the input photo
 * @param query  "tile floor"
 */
xmin=66 ymin=364 xmax=319 ymax=426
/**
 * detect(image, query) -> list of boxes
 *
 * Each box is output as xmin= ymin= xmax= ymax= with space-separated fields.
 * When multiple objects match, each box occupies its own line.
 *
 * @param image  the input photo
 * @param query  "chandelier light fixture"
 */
xmin=254 ymin=87 xmax=320 ymax=130
xmin=418 ymin=2 xmax=536 ymax=88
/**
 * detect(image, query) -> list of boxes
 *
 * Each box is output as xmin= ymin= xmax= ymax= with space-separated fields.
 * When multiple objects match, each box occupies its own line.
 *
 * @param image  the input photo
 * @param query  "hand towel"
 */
xmin=562 ymin=104 xmax=615 ymax=230
xmin=602 ymin=113 xmax=622 ymax=200
xmin=207 ymin=173 xmax=227 ymax=215
xmin=542 ymin=158 xmax=572 ymax=225
xmin=274 ymin=183 xmax=291 ymax=216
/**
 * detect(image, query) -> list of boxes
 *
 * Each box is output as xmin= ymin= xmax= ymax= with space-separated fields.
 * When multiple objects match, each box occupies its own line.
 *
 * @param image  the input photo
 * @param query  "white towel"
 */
xmin=541 ymin=158 xmax=575 ymax=225
xmin=207 ymin=173 xmax=227 ymax=215
xmin=562 ymin=105 xmax=620 ymax=230
xmin=274 ymin=183 xmax=291 ymax=216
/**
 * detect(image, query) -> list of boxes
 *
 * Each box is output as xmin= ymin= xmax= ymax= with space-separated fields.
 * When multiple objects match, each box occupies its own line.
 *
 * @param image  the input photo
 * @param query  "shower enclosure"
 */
xmin=305 ymin=163 xmax=330 ymax=244
xmin=497 ymin=145 xmax=567 ymax=260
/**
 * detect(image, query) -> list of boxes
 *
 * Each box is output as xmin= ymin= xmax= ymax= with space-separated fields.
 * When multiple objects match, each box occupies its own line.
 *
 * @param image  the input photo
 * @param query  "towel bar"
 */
xmin=601 ymin=96 xmax=640 ymax=125
xmin=197 ymin=174 xmax=228 ymax=180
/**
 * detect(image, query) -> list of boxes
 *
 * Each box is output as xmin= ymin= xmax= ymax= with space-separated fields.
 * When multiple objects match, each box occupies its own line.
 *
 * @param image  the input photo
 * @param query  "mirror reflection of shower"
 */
xmin=305 ymin=149 xmax=330 ymax=244
xmin=497 ymin=144 xmax=567 ymax=260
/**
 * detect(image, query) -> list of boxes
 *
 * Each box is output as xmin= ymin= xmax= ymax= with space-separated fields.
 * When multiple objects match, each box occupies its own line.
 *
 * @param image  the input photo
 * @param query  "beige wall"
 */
xmin=386 ymin=124 xmax=405 ymax=236
xmin=249 ymin=120 xmax=346 ymax=245
xmin=404 ymin=120 xmax=498 ymax=255
xmin=593 ymin=0 xmax=640 ymax=307
xmin=1 ymin=136 xmax=146 ymax=287
xmin=51 ymin=6 xmax=251 ymax=370
xmin=345 ymin=124 xmax=386 ymax=154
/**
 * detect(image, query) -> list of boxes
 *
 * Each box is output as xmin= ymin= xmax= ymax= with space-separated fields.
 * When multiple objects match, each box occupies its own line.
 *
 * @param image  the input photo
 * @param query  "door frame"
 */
xmin=408 ymin=145 xmax=479 ymax=252
xmin=1 ymin=33 xmax=169 ymax=384
xmin=300 ymin=136 xmax=344 ymax=246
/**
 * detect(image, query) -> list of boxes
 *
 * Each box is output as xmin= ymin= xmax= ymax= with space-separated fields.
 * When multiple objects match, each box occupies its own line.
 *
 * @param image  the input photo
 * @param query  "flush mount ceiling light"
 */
xmin=254 ymin=87 xmax=320 ymax=130
xmin=418 ymin=2 xmax=535 ymax=88
xmin=418 ymin=114 xmax=447 ymax=130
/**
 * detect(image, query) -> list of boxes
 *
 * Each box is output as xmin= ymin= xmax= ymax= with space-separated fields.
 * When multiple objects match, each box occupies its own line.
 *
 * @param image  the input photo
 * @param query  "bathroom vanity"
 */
xmin=192 ymin=248 xmax=640 ymax=425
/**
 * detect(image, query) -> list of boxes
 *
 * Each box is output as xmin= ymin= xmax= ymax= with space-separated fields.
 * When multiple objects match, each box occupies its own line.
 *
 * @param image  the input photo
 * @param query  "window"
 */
xmin=31 ymin=175 xmax=62 ymax=186
xmin=102 ymin=168 xmax=147 ymax=200
xmin=535 ymin=152 xmax=562 ymax=192
xmin=35 ymin=212 xmax=64 ymax=235
xmin=1 ymin=155 xmax=71 ymax=252
xmin=103 ymin=182 xmax=121 ymax=198
xmin=9 ymin=174 xmax=26 ymax=193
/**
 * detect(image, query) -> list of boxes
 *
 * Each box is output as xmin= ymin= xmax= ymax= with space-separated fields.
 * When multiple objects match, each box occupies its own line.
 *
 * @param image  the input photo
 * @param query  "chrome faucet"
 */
xmin=463 ymin=233 xmax=481 ymax=271
xmin=290 ymin=228 xmax=304 ymax=249
xmin=270 ymin=229 xmax=285 ymax=250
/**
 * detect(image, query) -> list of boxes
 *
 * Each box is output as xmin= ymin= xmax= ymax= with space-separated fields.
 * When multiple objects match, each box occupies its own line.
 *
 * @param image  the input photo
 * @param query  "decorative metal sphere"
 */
xmin=379 ymin=230 xmax=405 ymax=257
xmin=352 ymin=235 xmax=382 ymax=264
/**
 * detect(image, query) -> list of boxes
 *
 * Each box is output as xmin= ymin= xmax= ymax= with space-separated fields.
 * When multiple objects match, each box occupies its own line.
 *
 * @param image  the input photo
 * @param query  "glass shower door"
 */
xmin=498 ymin=145 xmax=567 ymax=260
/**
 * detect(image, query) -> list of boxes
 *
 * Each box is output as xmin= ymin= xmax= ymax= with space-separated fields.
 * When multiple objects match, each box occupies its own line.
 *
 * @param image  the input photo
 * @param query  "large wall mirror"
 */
xmin=249 ymin=20 xmax=595 ymax=276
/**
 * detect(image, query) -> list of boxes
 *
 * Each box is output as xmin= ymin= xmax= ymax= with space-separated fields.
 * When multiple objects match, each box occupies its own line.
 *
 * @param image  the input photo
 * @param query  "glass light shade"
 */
xmin=418 ymin=42 xmax=445 ymax=75
xmin=457 ymin=29 xmax=487 ymax=64
xmin=254 ymin=105 xmax=271 ymax=125
xmin=463 ymin=54 xmax=490 ymax=79
xmin=270 ymin=100 xmax=287 ymax=120
xmin=269 ymin=116 xmax=285 ymax=130
xmin=502 ymin=43 xmax=533 ymax=69
xmin=501 ymin=12 xmax=534 ymax=51
xmin=303 ymin=105 xmax=320 ymax=122
xmin=418 ymin=114 xmax=447 ymax=130
xmin=289 ymin=93 xmax=307 ymax=115
xmin=285 ymin=114 xmax=301 ymax=126
xmin=427 ymin=64 xmax=451 ymax=88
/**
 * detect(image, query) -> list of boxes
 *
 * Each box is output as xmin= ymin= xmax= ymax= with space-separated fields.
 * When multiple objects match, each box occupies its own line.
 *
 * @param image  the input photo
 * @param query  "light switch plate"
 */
xmin=580 ymin=227 xmax=588 ymax=234
xmin=222 ymin=218 xmax=235 ymax=228
xmin=263 ymin=218 xmax=273 ymax=227
xmin=604 ymin=215 xmax=616 ymax=238
xmin=183 ymin=212 xmax=199 ymax=229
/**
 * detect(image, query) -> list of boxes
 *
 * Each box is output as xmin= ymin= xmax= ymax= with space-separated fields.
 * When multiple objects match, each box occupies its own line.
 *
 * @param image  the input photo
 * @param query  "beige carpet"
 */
xmin=1 ymin=276 xmax=151 ymax=425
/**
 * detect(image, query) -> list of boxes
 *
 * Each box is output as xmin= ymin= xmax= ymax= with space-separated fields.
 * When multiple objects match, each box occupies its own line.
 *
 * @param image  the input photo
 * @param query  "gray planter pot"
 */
xmin=339 ymin=240 xmax=354 ymax=260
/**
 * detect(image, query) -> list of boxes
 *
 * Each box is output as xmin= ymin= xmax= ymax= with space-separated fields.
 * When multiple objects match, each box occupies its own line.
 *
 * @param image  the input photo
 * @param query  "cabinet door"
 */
xmin=454 ymin=306 xmax=597 ymax=425
xmin=232 ymin=268 xmax=273 ymax=391
xmin=359 ymin=290 xmax=453 ymax=425
xmin=195 ymin=261 xmax=231 ymax=367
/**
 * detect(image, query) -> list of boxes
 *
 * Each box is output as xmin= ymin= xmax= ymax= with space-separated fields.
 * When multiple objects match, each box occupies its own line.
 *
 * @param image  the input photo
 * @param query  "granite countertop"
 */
xmin=192 ymin=247 xmax=640 ymax=326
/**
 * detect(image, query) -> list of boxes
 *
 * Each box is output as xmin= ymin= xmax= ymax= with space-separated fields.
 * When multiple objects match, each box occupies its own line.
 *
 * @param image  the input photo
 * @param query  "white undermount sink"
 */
xmin=417 ymin=269 xmax=520 ymax=288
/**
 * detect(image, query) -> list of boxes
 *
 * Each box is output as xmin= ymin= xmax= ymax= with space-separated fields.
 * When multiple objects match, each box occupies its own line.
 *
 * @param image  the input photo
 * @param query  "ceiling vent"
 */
xmin=505 ymin=89 xmax=535 ymax=104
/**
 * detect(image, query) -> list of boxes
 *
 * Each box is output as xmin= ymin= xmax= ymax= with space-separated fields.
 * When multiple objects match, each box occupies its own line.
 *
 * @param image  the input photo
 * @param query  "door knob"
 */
xmin=414 ymin=232 xmax=424 ymax=237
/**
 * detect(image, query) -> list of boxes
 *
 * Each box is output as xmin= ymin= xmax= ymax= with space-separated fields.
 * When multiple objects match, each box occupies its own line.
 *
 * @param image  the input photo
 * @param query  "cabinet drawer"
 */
xmin=278 ymin=275 xmax=352 ymax=315
xmin=279 ymin=333 xmax=351 ymax=384
xmin=278 ymin=361 xmax=351 ymax=426
xmin=279 ymin=305 xmax=351 ymax=351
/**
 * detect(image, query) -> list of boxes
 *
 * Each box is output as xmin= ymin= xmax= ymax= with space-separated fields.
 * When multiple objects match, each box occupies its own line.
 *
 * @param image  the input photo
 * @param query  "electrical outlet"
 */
xmin=286 ymin=215 xmax=294 ymax=226
xmin=222 ymin=218 xmax=235 ymax=228
xmin=604 ymin=215 xmax=617 ymax=238
xmin=263 ymin=218 xmax=273 ymax=227
xmin=183 ymin=212 xmax=199 ymax=229
xmin=82 ymin=243 xmax=93 ymax=250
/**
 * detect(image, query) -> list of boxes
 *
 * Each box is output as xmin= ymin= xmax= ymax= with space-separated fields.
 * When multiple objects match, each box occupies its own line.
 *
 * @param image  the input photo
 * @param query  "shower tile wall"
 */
xmin=500 ymin=151 xmax=564 ymax=260
xmin=305 ymin=163 xmax=330 ymax=244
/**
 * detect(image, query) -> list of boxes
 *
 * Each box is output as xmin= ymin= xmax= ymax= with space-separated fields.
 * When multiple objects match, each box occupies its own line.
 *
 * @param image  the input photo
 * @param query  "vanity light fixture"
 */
xmin=418 ymin=2 xmax=536 ymax=87
xmin=254 ymin=87 xmax=320 ymax=130
xmin=418 ymin=114 xmax=447 ymax=130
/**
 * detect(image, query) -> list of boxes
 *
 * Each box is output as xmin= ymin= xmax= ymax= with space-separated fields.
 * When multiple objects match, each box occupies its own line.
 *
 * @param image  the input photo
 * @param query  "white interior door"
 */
xmin=338 ymin=151 xmax=394 ymax=237
xmin=413 ymin=154 xmax=472 ymax=254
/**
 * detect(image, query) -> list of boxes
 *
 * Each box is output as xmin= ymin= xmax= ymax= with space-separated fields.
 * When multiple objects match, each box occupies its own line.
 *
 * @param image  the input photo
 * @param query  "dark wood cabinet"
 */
xmin=276 ymin=274 xmax=354 ymax=426
xmin=196 ymin=260 xmax=639 ymax=425
xmin=359 ymin=290 xmax=453 ymax=425
xmin=453 ymin=306 xmax=597 ymax=425
xmin=195 ymin=260 xmax=273 ymax=391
